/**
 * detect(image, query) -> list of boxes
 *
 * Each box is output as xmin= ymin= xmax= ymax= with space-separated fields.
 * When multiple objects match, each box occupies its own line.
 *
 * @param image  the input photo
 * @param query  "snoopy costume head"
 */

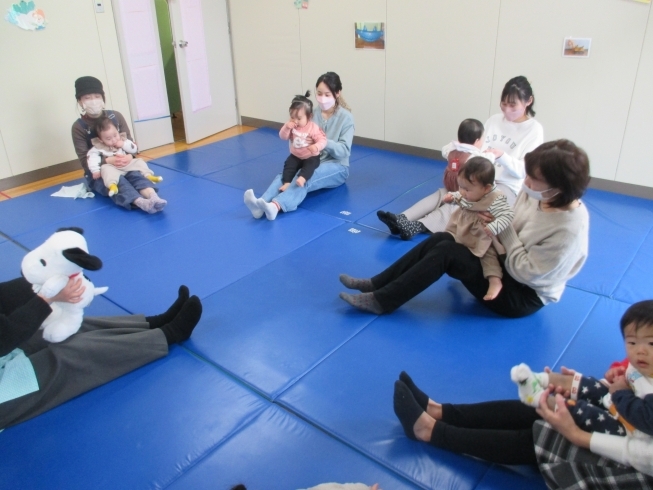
xmin=21 ymin=227 xmax=102 ymax=285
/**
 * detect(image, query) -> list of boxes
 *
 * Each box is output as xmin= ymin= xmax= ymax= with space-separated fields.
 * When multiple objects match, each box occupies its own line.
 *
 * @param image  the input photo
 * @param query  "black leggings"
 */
xmin=371 ymin=232 xmax=543 ymax=317
xmin=432 ymin=400 xmax=541 ymax=465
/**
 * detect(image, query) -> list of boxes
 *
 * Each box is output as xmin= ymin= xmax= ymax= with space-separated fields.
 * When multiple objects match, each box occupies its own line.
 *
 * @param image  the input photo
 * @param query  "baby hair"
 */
xmin=290 ymin=90 xmax=313 ymax=119
xmin=457 ymin=118 xmax=484 ymax=145
xmin=458 ymin=156 xmax=495 ymax=188
xmin=94 ymin=115 xmax=117 ymax=137
xmin=620 ymin=300 xmax=653 ymax=336
xmin=501 ymin=76 xmax=536 ymax=117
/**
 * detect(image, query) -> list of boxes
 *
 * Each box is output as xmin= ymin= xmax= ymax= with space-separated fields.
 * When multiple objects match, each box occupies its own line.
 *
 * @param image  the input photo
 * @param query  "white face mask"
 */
xmin=521 ymin=182 xmax=558 ymax=201
xmin=316 ymin=95 xmax=336 ymax=111
xmin=82 ymin=99 xmax=104 ymax=117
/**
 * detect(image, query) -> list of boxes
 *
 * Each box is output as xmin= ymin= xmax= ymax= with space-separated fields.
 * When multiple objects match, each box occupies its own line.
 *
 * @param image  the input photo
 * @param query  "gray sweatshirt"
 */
xmin=498 ymin=191 xmax=589 ymax=304
xmin=312 ymin=106 xmax=355 ymax=167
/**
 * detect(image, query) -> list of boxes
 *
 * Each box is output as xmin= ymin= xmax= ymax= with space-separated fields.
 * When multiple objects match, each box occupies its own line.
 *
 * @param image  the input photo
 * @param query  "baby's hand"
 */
xmin=279 ymin=182 xmax=290 ymax=192
xmin=482 ymin=225 xmax=493 ymax=237
xmin=307 ymin=144 xmax=319 ymax=155
xmin=114 ymin=139 xmax=124 ymax=149
xmin=92 ymin=171 xmax=101 ymax=180
xmin=609 ymin=375 xmax=631 ymax=394
xmin=296 ymin=176 xmax=306 ymax=187
xmin=442 ymin=193 xmax=454 ymax=203
xmin=285 ymin=120 xmax=296 ymax=130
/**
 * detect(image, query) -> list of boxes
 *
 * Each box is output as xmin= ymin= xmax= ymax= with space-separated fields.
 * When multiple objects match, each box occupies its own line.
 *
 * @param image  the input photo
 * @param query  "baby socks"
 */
xmin=339 ymin=274 xmax=375 ymax=293
xmin=244 ymin=189 xmax=264 ymax=219
xmin=510 ymin=363 xmax=549 ymax=407
xmin=108 ymin=183 xmax=119 ymax=196
xmin=147 ymin=175 xmax=163 ymax=183
xmin=339 ymin=292 xmax=384 ymax=315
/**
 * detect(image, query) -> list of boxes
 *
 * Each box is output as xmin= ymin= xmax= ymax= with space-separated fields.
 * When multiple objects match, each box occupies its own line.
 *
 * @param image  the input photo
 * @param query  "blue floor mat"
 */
xmin=0 ymin=240 xmax=26 ymax=281
xmin=298 ymin=151 xmax=445 ymax=221
xmin=92 ymin=206 xmax=343 ymax=314
xmin=0 ymin=348 xmax=268 ymax=490
xmin=275 ymin=284 xmax=597 ymax=489
xmin=14 ymin=178 xmax=244 ymax=261
xmin=612 ymin=226 xmax=653 ymax=304
xmin=184 ymin=224 xmax=418 ymax=399
xmin=166 ymin=404 xmax=421 ymax=490
xmin=554 ymin=296 xmax=630 ymax=375
xmin=568 ymin=189 xmax=653 ymax=298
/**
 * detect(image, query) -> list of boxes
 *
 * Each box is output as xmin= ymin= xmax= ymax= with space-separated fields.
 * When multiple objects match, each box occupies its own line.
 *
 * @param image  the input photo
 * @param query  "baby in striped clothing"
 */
xmin=442 ymin=156 xmax=514 ymax=300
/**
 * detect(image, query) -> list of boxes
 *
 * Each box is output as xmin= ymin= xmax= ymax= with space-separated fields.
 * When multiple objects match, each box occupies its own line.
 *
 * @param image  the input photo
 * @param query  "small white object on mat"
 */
xmin=51 ymin=183 xmax=94 ymax=199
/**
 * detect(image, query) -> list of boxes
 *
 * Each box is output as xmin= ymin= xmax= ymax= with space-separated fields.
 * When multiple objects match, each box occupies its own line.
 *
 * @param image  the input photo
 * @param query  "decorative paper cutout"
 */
xmin=294 ymin=0 xmax=308 ymax=9
xmin=355 ymin=22 xmax=385 ymax=50
xmin=5 ymin=1 xmax=45 ymax=31
xmin=563 ymin=37 xmax=591 ymax=58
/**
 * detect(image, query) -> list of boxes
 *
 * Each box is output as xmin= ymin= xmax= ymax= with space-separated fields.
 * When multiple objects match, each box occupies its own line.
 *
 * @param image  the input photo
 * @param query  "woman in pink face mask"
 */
xmin=377 ymin=76 xmax=542 ymax=241
xmin=482 ymin=76 xmax=543 ymax=206
xmin=245 ymin=72 xmax=355 ymax=220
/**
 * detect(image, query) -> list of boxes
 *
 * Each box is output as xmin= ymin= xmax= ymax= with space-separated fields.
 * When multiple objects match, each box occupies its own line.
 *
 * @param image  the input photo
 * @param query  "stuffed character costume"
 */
xmin=20 ymin=227 xmax=108 ymax=342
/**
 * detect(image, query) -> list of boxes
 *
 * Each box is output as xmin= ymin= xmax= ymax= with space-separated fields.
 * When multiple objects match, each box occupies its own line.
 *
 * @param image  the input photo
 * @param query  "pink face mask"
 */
xmin=316 ymin=95 xmax=336 ymax=111
xmin=503 ymin=107 xmax=525 ymax=122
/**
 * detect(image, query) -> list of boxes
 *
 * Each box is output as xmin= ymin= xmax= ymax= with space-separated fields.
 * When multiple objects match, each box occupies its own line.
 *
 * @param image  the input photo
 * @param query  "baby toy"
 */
xmin=21 ymin=227 xmax=108 ymax=342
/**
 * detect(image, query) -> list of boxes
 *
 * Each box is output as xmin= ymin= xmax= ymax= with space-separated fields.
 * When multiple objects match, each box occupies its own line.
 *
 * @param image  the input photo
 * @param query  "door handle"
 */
xmin=178 ymin=40 xmax=189 ymax=48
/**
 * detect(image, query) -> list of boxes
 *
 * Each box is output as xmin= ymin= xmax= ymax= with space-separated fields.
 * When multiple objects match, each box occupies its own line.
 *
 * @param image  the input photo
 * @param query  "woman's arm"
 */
xmin=536 ymin=391 xmax=591 ymax=448
xmin=324 ymin=117 xmax=354 ymax=160
xmin=494 ymin=126 xmax=543 ymax=179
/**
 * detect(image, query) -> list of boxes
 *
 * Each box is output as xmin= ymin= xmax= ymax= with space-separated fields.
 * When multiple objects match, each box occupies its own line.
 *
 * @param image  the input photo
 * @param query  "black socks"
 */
xmin=160 ymin=296 xmax=202 ymax=345
xmin=393 ymin=380 xmax=424 ymax=441
xmin=399 ymin=371 xmax=429 ymax=411
xmin=146 ymin=285 xmax=189 ymax=329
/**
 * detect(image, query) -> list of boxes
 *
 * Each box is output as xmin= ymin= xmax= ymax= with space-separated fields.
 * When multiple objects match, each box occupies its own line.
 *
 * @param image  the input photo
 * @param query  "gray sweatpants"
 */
xmin=0 ymin=316 xmax=168 ymax=428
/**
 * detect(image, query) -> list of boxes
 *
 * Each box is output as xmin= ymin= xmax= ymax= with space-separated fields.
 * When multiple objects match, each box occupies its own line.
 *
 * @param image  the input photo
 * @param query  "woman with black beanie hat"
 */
xmin=71 ymin=76 xmax=164 ymax=213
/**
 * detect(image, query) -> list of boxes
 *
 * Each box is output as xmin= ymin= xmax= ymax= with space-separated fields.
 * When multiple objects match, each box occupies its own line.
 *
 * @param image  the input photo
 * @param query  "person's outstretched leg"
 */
xmin=145 ymin=285 xmax=190 ymax=329
xmin=393 ymin=380 xmax=539 ymax=465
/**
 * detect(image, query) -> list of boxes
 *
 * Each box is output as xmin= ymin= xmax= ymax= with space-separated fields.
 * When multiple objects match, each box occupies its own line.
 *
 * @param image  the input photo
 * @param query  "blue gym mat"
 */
xmin=2 ymin=127 xmax=652 ymax=489
xmin=166 ymin=404 xmax=421 ymax=490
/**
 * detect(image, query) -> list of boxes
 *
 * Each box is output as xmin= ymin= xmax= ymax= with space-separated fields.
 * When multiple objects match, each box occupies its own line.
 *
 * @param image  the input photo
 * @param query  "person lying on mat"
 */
xmin=393 ymin=300 xmax=653 ymax=489
xmin=339 ymin=139 xmax=589 ymax=319
xmin=0 ymin=276 xmax=202 ymax=429
xmin=244 ymin=71 xmax=354 ymax=219
xmin=377 ymin=75 xmax=543 ymax=240
xmin=71 ymin=76 xmax=164 ymax=213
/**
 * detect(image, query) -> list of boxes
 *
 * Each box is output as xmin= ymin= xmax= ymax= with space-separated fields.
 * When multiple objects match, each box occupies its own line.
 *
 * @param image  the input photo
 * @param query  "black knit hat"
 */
xmin=75 ymin=76 xmax=104 ymax=100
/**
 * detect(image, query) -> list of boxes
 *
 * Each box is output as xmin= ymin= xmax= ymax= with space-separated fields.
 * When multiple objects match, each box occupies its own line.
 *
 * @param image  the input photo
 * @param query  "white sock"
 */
xmin=510 ymin=363 xmax=549 ymax=407
xmin=244 ymin=189 xmax=263 ymax=219
xmin=256 ymin=198 xmax=279 ymax=220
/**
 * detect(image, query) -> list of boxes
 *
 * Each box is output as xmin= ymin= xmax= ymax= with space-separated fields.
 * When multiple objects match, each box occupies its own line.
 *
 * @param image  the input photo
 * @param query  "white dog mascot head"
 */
xmin=21 ymin=227 xmax=108 ymax=342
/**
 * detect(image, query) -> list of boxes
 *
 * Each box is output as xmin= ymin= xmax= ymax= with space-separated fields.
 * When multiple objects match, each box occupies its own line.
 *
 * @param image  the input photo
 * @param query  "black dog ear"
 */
xmin=62 ymin=248 xmax=102 ymax=271
xmin=56 ymin=227 xmax=84 ymax=235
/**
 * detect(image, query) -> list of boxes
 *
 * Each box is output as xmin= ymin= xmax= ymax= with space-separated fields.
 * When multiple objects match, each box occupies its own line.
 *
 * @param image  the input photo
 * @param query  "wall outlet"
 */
xmin=94 ymin=0 xmax=104 ymax=13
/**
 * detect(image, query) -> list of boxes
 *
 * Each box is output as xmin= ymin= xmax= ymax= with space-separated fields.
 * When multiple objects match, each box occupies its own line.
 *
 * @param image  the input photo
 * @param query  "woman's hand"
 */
xmin=92 ymin=171 xmax=101 ymax=180
xmin=112 ymin=154 xmax=133 ymax=168
xmin=307 ymin=144 xmax=319 ymax=155
xmin=605 ymin=365 xmax=626 ymax=383
xmin=608 ymin=375 xmax=631 ymax=394
xmin=279 ymin=183 xmax=290 ymax=192
xmin=536 ymin=390 xmax=591 ymax=449
xmin=39 ymin=277 xmax=86 ymax=304
xmin=544 ymin=366 xmax=576 ymax=397
xmin=477 ymin=211 xmax=495 ymax=224
xmin=485 ymin=148 xmax=504 ymax=158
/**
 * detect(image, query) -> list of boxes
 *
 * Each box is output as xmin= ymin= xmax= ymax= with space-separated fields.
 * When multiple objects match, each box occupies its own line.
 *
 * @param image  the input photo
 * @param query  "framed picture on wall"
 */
xmin=562 ymin=37 xmax=591 ymax=58
xmin=355 ymin=22 xmax=385 ymax=50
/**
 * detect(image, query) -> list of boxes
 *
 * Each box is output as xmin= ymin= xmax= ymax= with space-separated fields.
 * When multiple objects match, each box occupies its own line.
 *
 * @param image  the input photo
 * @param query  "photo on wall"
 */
xmin=355 ymin=22 xmax=385 ymax=50
xmin=562 ymin=37 xmax=591 ymax=58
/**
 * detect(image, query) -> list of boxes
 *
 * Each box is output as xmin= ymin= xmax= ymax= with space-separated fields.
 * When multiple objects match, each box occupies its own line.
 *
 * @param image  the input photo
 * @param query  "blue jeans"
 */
xmin=260 ymin=162 xmax=349 ymax=212
xmin=86 ymin=171 xmax=155 ymax=210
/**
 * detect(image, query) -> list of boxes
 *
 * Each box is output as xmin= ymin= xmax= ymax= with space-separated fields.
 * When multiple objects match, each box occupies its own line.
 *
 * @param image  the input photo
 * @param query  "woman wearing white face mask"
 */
xmin=244 ymin=72 xmax=354 ymax=220
xmin=71 ymin=76 xmax=161 ymax=212
xmin=339 ymin=140 xmax=589 ymax=319
xmin=377 ymin=76 xmax=543 ymax=241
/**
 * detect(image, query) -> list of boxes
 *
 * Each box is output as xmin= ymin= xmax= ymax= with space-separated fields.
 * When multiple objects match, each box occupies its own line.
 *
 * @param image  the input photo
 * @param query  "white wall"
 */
xmin=229 ymin=0 xmax=653 ymax=188
xmin=617 ymin=3 xmax=653 ymax=186
xmin=0 ymin=0 xmax=131 ymax=177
